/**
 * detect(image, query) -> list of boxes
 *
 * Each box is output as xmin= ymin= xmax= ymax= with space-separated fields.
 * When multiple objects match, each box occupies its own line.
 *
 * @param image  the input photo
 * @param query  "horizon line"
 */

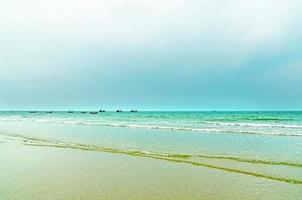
xmin=1 ymin=110 xmax=302 ymax=112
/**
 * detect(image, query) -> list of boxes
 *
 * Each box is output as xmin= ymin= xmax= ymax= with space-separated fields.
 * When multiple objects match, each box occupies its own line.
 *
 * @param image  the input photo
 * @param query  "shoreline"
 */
xmin=1 ymin=139 xmax=302 ymax=200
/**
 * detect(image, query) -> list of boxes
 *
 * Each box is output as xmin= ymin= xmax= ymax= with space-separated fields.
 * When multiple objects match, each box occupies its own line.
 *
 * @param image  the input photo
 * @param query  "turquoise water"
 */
xmin=1 ymin=111 xmax=302 ymax=158
xmin=2 ymin=111 xmax=302 ymax=136
xmin=1 ymin=111 xmax=302 ymax=187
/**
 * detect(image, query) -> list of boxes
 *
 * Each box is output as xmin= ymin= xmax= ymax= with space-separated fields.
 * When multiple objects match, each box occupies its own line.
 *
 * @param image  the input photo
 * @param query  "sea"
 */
xmin=0 ymin=111 xmax=302 ymax=199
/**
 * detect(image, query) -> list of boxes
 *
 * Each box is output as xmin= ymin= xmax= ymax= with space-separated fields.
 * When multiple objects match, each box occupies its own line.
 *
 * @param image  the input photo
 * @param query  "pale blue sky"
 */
xmin=0 ymin=0 xmax=302 ymax=110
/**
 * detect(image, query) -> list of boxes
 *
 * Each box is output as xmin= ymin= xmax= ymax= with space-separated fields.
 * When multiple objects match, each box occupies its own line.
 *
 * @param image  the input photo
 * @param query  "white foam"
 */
xmin=200 ymin=121 xmax=302 ymax=129
xmin=1 ymin=117 xmax=302 ymax=137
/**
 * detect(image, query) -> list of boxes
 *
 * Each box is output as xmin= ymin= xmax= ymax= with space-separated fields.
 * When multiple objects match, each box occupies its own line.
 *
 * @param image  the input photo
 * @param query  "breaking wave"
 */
xmin=1 ymin=117 xmax=302 ymax=137
xmin=200 ymin=121 xmax=302 ymax=129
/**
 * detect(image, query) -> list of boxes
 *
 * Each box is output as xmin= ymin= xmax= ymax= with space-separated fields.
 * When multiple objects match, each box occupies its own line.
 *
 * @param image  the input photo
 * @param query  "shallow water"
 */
xmin=1 ymin=111 xmax=302 ymax=199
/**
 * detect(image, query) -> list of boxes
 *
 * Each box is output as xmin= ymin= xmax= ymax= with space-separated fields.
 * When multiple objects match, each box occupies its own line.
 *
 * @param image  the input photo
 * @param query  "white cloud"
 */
xmin=0 ymin=0 xmax=301 ymax=77
xmin=226 ymin=0 xmax=298 ymax=46
xmin=1 ymin=0 xmax=300 ymax=44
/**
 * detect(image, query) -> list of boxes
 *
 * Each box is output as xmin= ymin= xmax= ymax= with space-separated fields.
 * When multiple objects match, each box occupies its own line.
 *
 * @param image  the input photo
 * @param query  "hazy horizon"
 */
xmin=1 ymin=109 xmax=302 ymax=112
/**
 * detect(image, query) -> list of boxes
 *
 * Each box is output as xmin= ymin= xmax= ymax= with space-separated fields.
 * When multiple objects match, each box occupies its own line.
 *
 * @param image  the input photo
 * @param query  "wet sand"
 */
xmin=1 ymin=138 xmax=301 ymax=200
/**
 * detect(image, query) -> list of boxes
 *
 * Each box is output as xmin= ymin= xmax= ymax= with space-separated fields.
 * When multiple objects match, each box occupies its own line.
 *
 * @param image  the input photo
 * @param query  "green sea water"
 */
xmin=1 ymin=111 xmax=302 ymax=199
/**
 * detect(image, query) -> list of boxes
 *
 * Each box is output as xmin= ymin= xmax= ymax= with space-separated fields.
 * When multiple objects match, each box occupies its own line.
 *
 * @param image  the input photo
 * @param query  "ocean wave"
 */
xmin=8 ymin=115 xmax=22 ymax=118
xmin=208 ymin=117 xmax=295 ymax=121
xmin=1 ymin=117 xmax=302 ymax=136
xmin=200 ymin=121 xmax=302 ymax=129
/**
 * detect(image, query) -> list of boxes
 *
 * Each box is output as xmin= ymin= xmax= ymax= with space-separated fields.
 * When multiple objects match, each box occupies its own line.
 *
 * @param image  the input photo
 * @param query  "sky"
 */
xmin=0 ymin=0 xmax=302 ymax=111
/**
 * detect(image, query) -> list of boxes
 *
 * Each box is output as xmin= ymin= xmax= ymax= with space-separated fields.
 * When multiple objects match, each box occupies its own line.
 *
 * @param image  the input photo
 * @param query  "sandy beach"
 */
xmin=1 ymin=138 xmax=301 ymax=200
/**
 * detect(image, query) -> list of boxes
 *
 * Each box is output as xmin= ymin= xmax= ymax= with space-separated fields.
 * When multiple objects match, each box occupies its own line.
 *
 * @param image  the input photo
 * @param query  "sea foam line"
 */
xmin=1 ymin=132 xmax=302 ymax=185
xmin=2 ymin=132 xmax=302 ymax=168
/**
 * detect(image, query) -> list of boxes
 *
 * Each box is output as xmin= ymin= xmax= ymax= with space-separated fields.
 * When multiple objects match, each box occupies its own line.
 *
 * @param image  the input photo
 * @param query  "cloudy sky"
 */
xmin=0 ymin=0 xmax=301 ymax=110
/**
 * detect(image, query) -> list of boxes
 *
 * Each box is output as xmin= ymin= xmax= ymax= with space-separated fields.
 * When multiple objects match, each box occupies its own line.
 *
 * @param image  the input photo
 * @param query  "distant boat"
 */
xmin=99 ymin=110 xmax=106 ymax=112
xmin=29 ymin=111 xmax=37 ymax=113
xmin=90 ymin=112 xmax=98 ymax=114
xmin=46 ymin=111 xmax=53 ymax=113
xmin=116 ymin=110 xmax=123 ymax=112
xmin=130 ymin=110 xmax=138 ymax=113
xmin=68 ymin=111 xmax=74 ymax=113
xmin=81 ymin=111 xmax=87 ymax=114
